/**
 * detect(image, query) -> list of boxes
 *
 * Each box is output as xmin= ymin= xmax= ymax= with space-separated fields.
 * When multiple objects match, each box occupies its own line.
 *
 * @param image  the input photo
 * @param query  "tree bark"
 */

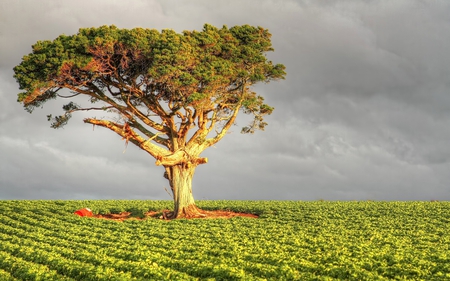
xmin=166 ymin=164 xmax=204 ymax=218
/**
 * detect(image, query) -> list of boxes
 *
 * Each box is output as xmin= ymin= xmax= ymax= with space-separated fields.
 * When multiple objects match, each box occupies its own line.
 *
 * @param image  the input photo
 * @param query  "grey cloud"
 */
xmin=0 ymin=135 xmax=166 ymax=200
xmin=1 ymin=0 xmax=450 ymax=201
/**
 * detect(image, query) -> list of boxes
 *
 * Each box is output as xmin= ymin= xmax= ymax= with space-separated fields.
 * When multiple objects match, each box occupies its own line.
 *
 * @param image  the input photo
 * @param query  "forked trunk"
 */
xmin=166 ymin=164 xmax=204 ymax=218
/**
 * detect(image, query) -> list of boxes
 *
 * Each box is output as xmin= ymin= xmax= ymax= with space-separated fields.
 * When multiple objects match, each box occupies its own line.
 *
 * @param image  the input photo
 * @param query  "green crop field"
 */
xmin=0 ymin=200 xmax=449 ymax=280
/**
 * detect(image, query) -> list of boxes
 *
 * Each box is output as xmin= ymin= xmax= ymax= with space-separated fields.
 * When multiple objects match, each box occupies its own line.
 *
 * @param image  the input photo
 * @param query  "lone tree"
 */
xmin=13 ymin=24 xmax=286 ymax=218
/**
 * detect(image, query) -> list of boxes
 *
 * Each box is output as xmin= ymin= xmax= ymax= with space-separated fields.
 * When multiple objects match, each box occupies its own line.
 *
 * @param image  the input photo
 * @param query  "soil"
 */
xmin=93 ymin=210 xmax=258 ymax=221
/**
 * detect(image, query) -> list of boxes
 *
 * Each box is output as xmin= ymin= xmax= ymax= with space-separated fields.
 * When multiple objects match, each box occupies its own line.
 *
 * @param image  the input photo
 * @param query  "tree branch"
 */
xmin=203 ymin=103 xmax=242 ymax=148
xmin=155 ymin=149 xmax=208 ymax=166
xmin=83 ymin=118 xmax=169 ymax=159
xmin=121 ymin=90 xmax=168 ymax=133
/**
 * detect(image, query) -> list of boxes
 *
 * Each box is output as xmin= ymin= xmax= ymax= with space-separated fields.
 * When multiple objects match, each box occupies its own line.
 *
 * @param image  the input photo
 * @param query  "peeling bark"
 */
xmin=155 ymin=150 xmax=208 ymax=166
xmin=156 ymin=157 xmax=208 ymax=166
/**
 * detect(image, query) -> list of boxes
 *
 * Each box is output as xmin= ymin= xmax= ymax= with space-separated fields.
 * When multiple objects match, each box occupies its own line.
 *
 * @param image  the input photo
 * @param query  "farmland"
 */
xmin=0 ymin=200 xmax=449 ymax=280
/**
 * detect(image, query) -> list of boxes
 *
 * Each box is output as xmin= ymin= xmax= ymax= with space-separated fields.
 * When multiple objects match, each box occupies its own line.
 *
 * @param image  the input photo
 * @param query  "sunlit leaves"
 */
xmin=186 ymin=92 xmax=206 ymax=103
xmin=13 ymin=23 xmax=286 ymax=136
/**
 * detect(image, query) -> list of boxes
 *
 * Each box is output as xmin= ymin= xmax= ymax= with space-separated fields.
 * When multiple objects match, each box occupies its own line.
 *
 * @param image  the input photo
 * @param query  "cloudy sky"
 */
xmin=1 ymin=0 xmax=449 ymax=201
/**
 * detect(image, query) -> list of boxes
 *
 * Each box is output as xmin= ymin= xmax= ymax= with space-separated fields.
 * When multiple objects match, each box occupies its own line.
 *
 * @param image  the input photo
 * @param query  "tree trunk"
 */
xmin=166 ymin=164 xmax=204 ymax=218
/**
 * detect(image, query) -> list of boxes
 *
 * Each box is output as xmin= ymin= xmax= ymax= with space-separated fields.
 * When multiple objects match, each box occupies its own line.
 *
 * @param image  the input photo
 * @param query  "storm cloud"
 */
xmin=1 ymin=0 xmax=449 ymax=200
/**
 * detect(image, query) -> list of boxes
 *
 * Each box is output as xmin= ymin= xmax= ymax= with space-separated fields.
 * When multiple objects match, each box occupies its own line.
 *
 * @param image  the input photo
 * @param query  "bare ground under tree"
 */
xmin=93 ymin=209 xmax=259 ymax=221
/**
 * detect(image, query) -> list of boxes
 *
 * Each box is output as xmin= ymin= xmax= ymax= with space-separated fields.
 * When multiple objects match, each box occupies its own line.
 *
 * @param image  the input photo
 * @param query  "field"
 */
xmin=0 ymin=200 xmax=449 ymax=280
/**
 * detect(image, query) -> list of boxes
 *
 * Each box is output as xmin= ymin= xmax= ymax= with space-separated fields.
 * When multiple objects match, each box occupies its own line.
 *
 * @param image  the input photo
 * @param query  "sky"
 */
xmin=1 ymin=0 xmax=450 ymax=201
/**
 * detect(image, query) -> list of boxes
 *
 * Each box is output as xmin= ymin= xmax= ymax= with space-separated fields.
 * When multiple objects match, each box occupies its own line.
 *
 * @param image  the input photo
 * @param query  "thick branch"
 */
xmin=186 ymin=110 xmax=211 ymax=147
xmin=130 ymin=120 xmax=169 ymax=147
xmin=178 ymin=107 xmax=195 ymax=143
xmin=83 ymin=118 xmax=169 ymax=159
xmin=155 ymin=150 xmax=208 ymax=166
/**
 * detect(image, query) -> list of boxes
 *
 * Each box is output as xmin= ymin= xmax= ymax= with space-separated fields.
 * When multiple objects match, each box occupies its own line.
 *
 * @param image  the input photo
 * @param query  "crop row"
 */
xmin=0 ymin=200 xmax=449 ymax=280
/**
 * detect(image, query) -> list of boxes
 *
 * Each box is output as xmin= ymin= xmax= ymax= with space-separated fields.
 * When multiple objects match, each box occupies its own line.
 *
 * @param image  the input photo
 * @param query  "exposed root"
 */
xmin=171 ymin=204 xmax=207 ymax=219
xmin=92 ymin=208 xmax=258 ymax=221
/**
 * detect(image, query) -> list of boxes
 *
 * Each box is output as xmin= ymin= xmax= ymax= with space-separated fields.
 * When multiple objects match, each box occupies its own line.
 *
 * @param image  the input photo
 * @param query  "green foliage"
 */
xmin=13 ymin=24 xmax=286 ymax=132
xmin=187 ymin=92 xmax=208 ymax=103
xmin=0 ymin=200 xmax=449 ymax=280
xmin=46 ymin=102 xmax=80 ymax=129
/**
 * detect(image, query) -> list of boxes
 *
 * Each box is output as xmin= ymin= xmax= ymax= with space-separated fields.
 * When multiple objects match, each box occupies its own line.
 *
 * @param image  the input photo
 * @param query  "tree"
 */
xmin=13 ymin=24 xmax=286 ymax=218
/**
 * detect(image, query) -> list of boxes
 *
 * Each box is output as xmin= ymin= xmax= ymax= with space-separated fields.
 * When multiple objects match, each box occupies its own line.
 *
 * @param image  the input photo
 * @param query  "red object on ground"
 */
xmin=74 ymin=208 xmax=93 ymax=217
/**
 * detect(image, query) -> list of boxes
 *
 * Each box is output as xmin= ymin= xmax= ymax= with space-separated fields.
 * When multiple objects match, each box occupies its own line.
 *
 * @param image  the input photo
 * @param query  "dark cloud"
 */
xmin=1 ymin=0 xmax=449 ymax=201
